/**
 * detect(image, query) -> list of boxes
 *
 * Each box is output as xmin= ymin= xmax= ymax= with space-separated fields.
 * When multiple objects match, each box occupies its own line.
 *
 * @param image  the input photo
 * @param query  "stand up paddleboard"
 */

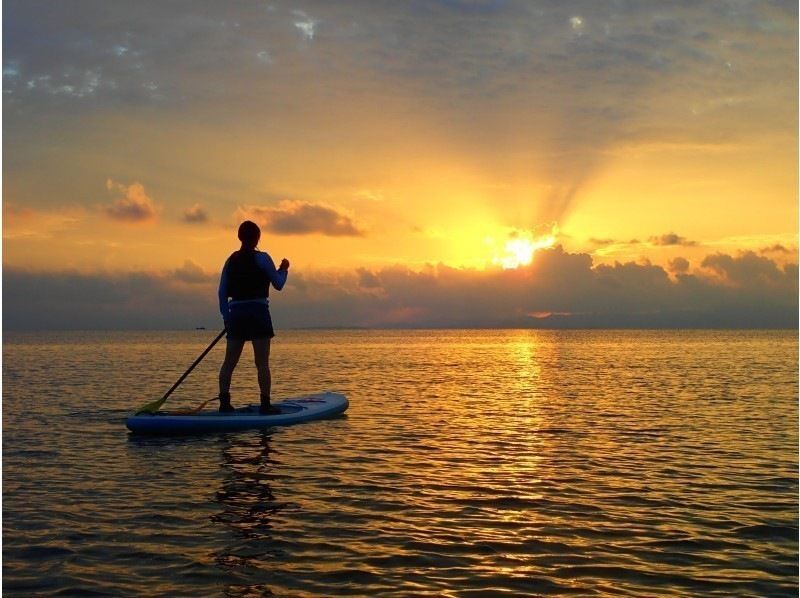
xmin=126 ymin=391 xmax=348 ymax=435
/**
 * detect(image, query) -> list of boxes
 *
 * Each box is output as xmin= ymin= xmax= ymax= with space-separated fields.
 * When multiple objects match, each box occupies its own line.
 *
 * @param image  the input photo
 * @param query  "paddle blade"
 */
xmin=133 ymin=396 xmax=168 ymax=415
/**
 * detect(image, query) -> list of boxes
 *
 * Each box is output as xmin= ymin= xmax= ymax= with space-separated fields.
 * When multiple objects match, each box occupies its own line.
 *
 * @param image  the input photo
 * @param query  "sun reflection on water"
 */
xmin=2 ymin=330 xmax=796 ymax=596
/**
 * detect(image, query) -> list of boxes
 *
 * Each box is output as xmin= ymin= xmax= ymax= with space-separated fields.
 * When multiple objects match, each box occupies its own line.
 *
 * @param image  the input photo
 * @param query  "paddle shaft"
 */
xmin=160 ymin=328 xmax=226 ymax=402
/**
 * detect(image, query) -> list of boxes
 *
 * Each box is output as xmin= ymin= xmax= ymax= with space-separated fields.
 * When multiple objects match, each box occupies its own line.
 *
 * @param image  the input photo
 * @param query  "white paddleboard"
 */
xmin=126 ymin=391 xmax=348 ymax=435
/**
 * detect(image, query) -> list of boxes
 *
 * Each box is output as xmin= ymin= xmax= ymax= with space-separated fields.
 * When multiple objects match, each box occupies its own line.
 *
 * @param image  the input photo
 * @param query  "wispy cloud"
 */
xmin=760 ymin=244 xmax=795 ymax=255
xmin=292 ymin=10 xmax=318 ymax=40
xmin=354 ymin=189 xmax=385 ymax=202
xmin=2 ymin=203 xmax=83 ymax=239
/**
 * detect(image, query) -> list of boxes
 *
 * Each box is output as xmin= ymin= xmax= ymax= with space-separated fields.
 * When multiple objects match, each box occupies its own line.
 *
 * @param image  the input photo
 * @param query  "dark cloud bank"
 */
xmin=4 ymin=247 xmax=796 ymax=330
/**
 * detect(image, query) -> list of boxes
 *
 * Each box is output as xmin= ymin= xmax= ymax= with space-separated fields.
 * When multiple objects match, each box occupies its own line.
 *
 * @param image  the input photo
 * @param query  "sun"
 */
xmin=493 ymin=229 xmax=557 ymax=269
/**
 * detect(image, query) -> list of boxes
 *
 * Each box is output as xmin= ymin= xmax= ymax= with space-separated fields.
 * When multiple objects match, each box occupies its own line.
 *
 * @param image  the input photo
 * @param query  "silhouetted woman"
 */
xmin=217 ymin=220 xmax=289 ymax=413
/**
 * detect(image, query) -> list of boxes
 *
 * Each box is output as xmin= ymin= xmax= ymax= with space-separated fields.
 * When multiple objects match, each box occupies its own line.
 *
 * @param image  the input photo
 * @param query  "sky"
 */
xmin=2 ymin=0 xmax=798 ymax=329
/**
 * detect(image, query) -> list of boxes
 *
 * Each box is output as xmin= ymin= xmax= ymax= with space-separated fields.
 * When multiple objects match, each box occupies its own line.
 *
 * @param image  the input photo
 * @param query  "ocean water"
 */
xmin=2 ymin=329 xmax=798 ymax=596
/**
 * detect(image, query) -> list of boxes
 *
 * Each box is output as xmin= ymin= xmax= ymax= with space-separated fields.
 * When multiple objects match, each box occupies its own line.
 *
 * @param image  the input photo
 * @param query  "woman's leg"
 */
xmin=219 ymin=336 xmax=246 ymax=396
xmin=252 ymin=337 xmax=272 ymax=405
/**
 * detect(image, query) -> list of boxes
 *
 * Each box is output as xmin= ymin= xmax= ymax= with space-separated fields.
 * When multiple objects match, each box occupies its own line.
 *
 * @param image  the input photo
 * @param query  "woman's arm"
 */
xmin=257 ymin=252 xmax=288 ymax=290
xmin=218 ymin=258 xmax=231 ymax=320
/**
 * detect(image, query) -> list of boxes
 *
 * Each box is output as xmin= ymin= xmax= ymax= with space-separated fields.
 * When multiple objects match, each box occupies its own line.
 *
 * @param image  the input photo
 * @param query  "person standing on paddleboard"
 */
xmin=217 ymin=220 xmax=289 ymax=414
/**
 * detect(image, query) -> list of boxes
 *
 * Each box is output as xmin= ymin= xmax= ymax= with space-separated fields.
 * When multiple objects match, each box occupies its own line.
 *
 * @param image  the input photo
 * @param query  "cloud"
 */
xmin=174 ymin=260 xmax=212 ymax=284
xmin=1 ymin=2 xmax=796 ymax=298
xmin=668 ymin=257 xmax=690 ymax=274
xmin=237 ymin=201 xmax=365 ymax=236
xmin=760 ymin=244 xmax=794 ymax=255
xmin=354 ymin=189 xmax=385 ymax=202
xmin=292 ymin=10 xmax=318 ymax=40
xmin=290 ymin=249 xmax=797 ymax=329
xmin=105 ymin=179 xmax=158 ymax=222
xmin=4 ymin=247 xmax=796 ymax=330
xmin=701 ymin=251 xmax=791 ymax=286
xmin=587 ymin=237 xmax=642 ymax=256
xmin=2 ymin=268 xmax=216 ymax=330
xmin=183 ymin=203 xmax=208 ymax=223
xmin=14 ymin=68 xmax=107 ymax=98
xmin=356 ymin=268 xmax=382 ymax=289
xmin=2 ymin=203 xmax=82 ymax=239
xmin=649 ymin=233 xmax=697 ymax=247
xmin=3 ymin=1 xmax=795 ymax=244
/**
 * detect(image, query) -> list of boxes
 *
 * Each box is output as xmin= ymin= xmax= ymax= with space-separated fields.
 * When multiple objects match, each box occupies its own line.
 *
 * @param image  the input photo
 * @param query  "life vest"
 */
xmin=227 ymin=250 xmax=269 ymax=300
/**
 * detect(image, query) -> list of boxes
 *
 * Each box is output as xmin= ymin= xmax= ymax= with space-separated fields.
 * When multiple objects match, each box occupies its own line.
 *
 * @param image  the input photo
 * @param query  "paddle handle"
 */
xmin=160 ymin=328 xmax=226 ymax=402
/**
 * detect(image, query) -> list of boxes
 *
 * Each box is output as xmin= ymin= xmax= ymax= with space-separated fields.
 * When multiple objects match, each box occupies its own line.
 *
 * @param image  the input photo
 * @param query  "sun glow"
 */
xmin=493 ymin=229 xmax=557 ymax=269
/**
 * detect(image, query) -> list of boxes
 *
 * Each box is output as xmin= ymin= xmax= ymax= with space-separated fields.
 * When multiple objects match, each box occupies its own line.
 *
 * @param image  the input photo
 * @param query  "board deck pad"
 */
xmin=126 ymin=391 xmax=348 ymax=435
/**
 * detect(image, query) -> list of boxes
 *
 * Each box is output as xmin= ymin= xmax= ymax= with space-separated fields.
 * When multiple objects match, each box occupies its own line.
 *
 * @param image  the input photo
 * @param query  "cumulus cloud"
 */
xmin=105 ymin=179 xmax=158 ymax=222
xmin=174 ymin=260 xmax=212 ymax=284
xmin=701 ymin=251 xmax=790 ymax=286
xmin=4 ymin=247 xmax=796 ymax=330
xmin=237 ymin=201 xmax=365 ymax=236
xmin=649 ymin=233 xmax=697 ymax=247
xmin=183 ymin=203 xmax=208 ymax=223
xmin=668 ymin=257 xmax=690 ymax=274
xmin=291 ymin=249 xmax=797 ymax=329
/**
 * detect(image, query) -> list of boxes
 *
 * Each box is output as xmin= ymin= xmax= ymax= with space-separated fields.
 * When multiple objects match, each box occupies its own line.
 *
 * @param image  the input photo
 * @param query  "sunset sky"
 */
xmin=3 ymin=1 xmax=797 ymax=329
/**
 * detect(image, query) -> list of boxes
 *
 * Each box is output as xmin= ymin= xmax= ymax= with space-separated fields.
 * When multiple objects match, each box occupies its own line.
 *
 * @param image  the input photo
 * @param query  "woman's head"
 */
xmin=237 ymin=220 xmax=261 ymax=250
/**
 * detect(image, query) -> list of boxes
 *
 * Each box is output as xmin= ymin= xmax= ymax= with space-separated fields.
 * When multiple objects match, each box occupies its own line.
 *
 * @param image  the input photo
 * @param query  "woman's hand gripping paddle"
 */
xmin=133 ymin=329 xmax=226 ymax=415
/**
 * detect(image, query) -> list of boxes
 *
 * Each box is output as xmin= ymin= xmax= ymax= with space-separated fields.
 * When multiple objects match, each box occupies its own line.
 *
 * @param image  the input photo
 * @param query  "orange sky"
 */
xmin=2 ymin=1 xmax=797 ymax=329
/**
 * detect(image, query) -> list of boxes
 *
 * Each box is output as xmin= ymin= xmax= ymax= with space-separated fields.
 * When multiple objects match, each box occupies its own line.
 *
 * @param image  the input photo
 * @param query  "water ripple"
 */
xmin=3 ymin=330 xmax=798 ymax=596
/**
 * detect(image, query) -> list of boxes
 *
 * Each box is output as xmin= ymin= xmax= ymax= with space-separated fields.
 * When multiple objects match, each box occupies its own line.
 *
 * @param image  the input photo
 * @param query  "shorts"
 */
xmin=226 ymin=302 xmax=275 ymax=341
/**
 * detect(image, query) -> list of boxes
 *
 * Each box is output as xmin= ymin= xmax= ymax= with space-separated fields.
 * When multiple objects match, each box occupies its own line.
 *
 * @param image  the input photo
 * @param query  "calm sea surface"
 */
xmin=3 ymin=330 xmax=798 ymax=596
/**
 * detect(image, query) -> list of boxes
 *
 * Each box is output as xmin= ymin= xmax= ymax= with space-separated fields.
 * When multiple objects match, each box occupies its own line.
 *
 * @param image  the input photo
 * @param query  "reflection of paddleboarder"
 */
xmin=212 ymin=431 xmax=281 ymax=543
xmin=217 ymin=221 xmax=289 ymax=414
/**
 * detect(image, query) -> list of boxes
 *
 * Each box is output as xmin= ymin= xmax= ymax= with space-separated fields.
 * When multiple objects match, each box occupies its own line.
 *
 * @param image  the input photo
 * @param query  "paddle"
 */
xmin=134 ymin=328 xmax=227 ymax=415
